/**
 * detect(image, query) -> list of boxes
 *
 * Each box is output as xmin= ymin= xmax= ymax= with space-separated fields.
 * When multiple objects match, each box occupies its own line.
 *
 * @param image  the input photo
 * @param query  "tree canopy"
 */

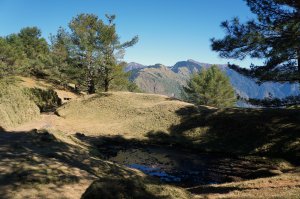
xmin=211 ymin=0 xmax=300 ymax=83
xmin=0 ymin=14 xmax=140 ymax=94
xmin=183 ymin=65 xmax=237 ymax=108
xmin=68 ymin=14 xmax=138 ymax=93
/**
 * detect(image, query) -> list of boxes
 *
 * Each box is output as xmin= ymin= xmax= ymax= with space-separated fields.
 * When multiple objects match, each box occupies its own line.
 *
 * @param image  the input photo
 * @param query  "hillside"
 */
xmin=128 ymin=60 xmax=300 ymax=103
xmin=0 ymin=82 xmax=40 ymax=129
xmin=53 ymin=92 xmax=300 ymax=159
xmin=1 ymin=86 xmax=300 ymax=198
xmin=56 ymin=92 xmax=194 ymax=138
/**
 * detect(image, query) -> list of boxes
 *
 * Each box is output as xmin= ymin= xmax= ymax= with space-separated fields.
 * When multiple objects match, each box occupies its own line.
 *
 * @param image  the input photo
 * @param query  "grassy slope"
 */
xmin=56 ymin=92 xmax=194 ymax=138
xmin=0 ymin=76 xmax=78 ymax=129
xmin=0 ymin=129 xmax=191 ymax=199
xmin=55 ymin=92 xmax=300 ymax=198
xmin=56 ymin=92 xmax=300 ymax=160
xmin=18 ymin=76 xmax=78 ymax=103
xmin=2 ymin=77 xmax=300 ymax=198
xmin=0 ymin=82 xmax=40 ymax=129
xmin=190 ymin=170 xmax=300 ymax=199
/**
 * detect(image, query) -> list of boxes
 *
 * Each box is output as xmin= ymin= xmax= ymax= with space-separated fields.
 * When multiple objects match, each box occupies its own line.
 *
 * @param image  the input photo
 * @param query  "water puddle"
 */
xmin=88 ymin=136 xmax=281 ymax=187
xmin=105 ymin=147 xmax=266 ymax=186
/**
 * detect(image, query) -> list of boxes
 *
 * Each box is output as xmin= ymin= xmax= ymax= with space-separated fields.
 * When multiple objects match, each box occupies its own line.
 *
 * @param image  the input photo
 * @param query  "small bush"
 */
xmin=24 ymin=88 xmax=62 ymax=112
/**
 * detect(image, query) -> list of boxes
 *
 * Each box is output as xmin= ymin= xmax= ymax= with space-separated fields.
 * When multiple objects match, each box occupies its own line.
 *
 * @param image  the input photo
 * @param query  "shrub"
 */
xmin=24 ymin=88 xmax=62 ymax=112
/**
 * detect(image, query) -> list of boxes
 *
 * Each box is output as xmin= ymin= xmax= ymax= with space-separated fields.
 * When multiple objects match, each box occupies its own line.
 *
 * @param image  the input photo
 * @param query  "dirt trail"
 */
xmin=7 ymin=113 xmax=77 ymax=135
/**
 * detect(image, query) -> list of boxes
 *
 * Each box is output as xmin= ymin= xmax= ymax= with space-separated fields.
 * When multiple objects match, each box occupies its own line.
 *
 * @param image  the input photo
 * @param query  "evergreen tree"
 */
xmin=183 ymin=65 xmax=237 ymax=108
xmin=49 ymin=27 xmax=77 ymax=85
xmin=68 ymin=14 xmax=138 ymax=93
xmin=17 ymin=27 xmax=51 ymax=76
xmin=97 ymin=14 xmax=138 ymax=92
xmin=0 ymin=37 xmax=14 ymax=78
xmin=211 ymin=0 xmax=300 ymax=83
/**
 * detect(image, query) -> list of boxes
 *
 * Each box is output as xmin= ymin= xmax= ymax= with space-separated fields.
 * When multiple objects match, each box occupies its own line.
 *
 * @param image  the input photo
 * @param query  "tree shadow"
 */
xmin=146 ymin=106 xmax=300 ymax=164
xmin=0 ymin=127 xmax=144 ymax=198
xmin=75 ymin=132 xmax=285 ymax=195
xmin=0 ymin=127 xmax=173 ymax=198
xmin=81 ymin=177 xmax=169 ymax=199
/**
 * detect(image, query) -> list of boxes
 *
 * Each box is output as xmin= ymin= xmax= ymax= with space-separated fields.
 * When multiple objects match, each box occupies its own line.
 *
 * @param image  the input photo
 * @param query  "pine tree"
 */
xmin=68 ymin=14 xmax=138 ymax=93
xmin=183 ymin=65 xmax=237 ymax=108
xmin=17 ymin=27 xmax=51 ymax=76
xmin=211 ymin=0 xmax=300 ymax=83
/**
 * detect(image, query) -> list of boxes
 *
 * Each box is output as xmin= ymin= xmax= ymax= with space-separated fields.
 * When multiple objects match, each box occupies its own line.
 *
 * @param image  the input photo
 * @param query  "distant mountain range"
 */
xmin=126 ymin=60 xmax=300 ymax=106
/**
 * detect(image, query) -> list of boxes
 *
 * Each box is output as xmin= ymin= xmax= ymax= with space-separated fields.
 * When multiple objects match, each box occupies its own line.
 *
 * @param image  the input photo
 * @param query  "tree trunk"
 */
xmin=86 ymin=53 xmax=95 ymax=94
xmin=298 ymin=49 xmax=300 ymax=73
xmin=104 ymin=78 xmax=109 ymax=92
xmin=297 ymin=49 xmax=300 ymax=83
xmin=87 ymin=76 xmax=95 ymax=94
xmin=103 ymin=66 xmax=110 ymax=92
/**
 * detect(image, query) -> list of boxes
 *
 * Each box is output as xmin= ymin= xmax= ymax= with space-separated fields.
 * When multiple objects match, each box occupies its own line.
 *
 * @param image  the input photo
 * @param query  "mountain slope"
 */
xmin=127 ymin=60 xmax=300 ymax=102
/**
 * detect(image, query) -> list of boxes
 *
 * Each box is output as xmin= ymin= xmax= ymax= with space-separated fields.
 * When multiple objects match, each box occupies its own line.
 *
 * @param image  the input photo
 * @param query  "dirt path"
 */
xmin=8 ymin=113 xmax=56 ymax=131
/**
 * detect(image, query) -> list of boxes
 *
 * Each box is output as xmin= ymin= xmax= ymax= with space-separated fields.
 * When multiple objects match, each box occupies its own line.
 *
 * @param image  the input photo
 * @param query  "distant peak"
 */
xmin=187 ymin=59 xmax=198 ymax=63
xmin=127 ymin=62 xmax=144 ymax=66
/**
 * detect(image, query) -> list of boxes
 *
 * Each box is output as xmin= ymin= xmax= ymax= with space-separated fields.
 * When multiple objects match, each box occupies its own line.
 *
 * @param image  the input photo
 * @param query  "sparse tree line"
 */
xmin=0 ymin=14 xmax=139 ymax=94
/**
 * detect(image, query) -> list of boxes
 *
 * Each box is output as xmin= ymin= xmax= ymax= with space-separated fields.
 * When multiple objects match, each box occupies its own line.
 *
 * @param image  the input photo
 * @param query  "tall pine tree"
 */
xmin=68 ymin=14 xmax=138 ymax=94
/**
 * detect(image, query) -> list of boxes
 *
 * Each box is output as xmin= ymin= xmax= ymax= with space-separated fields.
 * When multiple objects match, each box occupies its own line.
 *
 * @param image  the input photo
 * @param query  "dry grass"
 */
xmin=18 ymin=76 xmax=79 ymax=103
xmin=2 ymin=77 xmax=300 ymax=198
xmin=190 ymin=170 xmax=300 ymax=198
xmin=0 ymin=83 xmax=40 ymax=129
xmin=56 ymin=92 xmax=195 ymax=138
xmin=0 ymin=129 xmax=191 ymax=199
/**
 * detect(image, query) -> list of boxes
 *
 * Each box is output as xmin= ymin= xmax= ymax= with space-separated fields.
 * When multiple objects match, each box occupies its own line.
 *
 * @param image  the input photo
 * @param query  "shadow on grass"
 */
xmin=0 ymin=128 xmax=88 ymax=185
xmin=0 ymin=128 xmax=79 ymax=197
xmin=0 ymin=127 xmax=169 ymax=199
xmin=187 ymin=185 xmax=244 ymax=194
xmin=146 ymin=106 xmax=300 ymax=164
xmin=81 ymin=177 xmax=168 ymax=199
xmin=75 ymin=133 xmax=284 ymax=192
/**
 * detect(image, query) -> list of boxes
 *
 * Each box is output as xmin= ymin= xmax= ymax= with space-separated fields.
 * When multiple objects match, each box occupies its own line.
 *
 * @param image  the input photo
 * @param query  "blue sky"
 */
xmin=0 ymin=0 xmax=261 ymax=66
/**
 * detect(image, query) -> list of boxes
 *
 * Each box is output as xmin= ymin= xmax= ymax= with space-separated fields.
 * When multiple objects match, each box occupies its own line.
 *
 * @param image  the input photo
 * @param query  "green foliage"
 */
xmin=0 ymin=37 xmax=23 ymax=77
xmin=183 ymin=65 xmax=236 ymax=108
xmin=68 ymin=14 xmax=138 ymax=93
xmin=17 ymin=27 xmax=52 ymax=76
xmin=23 ymin=88 xmax=62 ymax=112
xmin=0 ymin=15 xmax=138 ymax=94
xmin=211 ymin=0 xmax=300 ymax=83
xmin=127 ymin=81 xmax=142 ymax=93
xmin=0 ymin=27 xmax=52 ymax=78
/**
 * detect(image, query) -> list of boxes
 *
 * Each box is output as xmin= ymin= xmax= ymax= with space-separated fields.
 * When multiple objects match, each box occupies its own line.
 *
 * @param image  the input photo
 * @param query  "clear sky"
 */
xmin=0 ymin=0 xmax=261 ymax=67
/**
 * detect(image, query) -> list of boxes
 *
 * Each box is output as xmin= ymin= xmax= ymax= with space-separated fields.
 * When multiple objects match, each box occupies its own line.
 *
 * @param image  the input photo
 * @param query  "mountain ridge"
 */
xmin=126 ymin=60 xmax=300 ymax=104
